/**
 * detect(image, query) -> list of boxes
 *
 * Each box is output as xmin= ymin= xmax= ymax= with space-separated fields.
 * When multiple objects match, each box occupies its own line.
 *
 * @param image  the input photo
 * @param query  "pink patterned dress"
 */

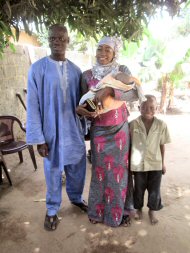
xmin=88 ymin=103 xmax=132 ymax=227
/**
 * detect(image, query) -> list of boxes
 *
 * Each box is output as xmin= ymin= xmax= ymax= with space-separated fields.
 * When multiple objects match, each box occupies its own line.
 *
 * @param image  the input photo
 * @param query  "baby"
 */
xmin=79 ymin=72 xmax=146 ymax=107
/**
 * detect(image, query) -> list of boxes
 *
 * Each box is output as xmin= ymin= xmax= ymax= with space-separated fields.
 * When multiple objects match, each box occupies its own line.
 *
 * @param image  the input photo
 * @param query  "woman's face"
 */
xmin=96 ymin=44 xmax=115 ymax=65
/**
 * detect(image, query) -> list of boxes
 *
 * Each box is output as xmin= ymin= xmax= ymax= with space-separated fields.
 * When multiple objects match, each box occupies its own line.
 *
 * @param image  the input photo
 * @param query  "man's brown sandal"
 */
xmin=44 ymin=214 xmax=59 ymax=231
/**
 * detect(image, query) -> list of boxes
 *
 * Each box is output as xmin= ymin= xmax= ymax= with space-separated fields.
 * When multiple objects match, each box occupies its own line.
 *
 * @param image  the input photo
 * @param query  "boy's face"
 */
xmin=140 ymin=98 xmax=157 ymax=120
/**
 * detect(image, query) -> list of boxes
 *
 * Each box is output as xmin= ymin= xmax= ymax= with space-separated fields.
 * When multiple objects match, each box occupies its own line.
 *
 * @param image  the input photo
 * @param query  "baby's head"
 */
xmin=140 ymin=95 xmax=157 ymax=120
xmin=115 ymin=72 xmax=133 ymax=85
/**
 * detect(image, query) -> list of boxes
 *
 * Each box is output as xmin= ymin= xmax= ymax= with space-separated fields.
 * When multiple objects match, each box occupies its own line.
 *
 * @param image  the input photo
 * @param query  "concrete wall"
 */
xmin=0 ymin=45 xmax=47 ymax=139
xmin=0 ymin=45 xmax=47 ymax=118
xmin=0 ymin=45 xmax=92 ymax=139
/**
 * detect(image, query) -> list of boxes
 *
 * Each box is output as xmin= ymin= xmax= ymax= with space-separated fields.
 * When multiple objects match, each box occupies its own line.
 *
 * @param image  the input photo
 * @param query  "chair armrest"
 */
xmin=12 ymin=116 xmax=26 ymax=132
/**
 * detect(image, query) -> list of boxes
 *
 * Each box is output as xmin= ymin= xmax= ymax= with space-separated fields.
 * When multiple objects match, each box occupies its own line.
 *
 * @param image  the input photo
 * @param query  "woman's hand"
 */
xmin=94 ymin=87 xmax=114 ymax=111
xmin=129 ymin=76 xmax=141 ymax=86
xmin=37 ymin=143 xmax=49 ymax=157
xmin=76 ymin=104 xmax=97 ymax=118
xmin=94 ymin=88 xmax=112 ymax=111
xmin=94 ymin=95 xmax=104 ymax=111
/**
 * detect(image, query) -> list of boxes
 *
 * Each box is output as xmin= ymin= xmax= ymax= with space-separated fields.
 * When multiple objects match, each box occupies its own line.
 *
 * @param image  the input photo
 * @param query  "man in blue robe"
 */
xmin=26 ymin=24 xmax=87 ymax=231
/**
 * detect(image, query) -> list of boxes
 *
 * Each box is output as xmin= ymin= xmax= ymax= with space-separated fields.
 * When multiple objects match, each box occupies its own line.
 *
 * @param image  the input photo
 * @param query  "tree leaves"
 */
xmin=0 ymin=20 xmax=15 ymax=58
xmin=0 ymin=0 xmax=188 ymax=56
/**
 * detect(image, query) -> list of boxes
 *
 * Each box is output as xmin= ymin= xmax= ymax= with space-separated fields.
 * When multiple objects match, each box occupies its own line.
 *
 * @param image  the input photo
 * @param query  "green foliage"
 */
xmin=122 ymin=41 xmax=139 ymax=58
xmin=0 ymin=20 xmax=15 ymax=58
xmin=36 ymin=25 xmax=98 ymax=52
xmin=184 ymin=48 xmax=190 ymax=59
xmin=169 ymin=48 xmax=190 ymax=88
xmin=0 ymin=0 xmax=187 ymax=56
xmin=122 ymin=3 xmax=190 ymax=90
xmin=67 ymin=31 xmax=91 ymax=52
xmin=36 ymin=29 xmax=49 ymax=47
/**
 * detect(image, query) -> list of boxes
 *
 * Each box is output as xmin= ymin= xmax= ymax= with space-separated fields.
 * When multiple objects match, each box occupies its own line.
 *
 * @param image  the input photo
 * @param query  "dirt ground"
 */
xmin=0 ymin=112 xmax=190 ymax=253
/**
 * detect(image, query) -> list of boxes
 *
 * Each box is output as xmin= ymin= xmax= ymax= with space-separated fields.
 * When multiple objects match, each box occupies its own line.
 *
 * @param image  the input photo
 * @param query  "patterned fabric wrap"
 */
xmin=88 ymin=103 xmax=133 ymax=227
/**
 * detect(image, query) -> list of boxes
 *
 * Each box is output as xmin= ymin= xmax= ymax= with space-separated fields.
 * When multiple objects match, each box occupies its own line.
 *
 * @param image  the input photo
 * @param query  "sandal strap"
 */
xmin=44 ymin=214 xmax=59 ymax=231
xmin=120 ymin=215 xmax=131 ymax=226
xmin=89 ymin=218 xmax=98 ymax=224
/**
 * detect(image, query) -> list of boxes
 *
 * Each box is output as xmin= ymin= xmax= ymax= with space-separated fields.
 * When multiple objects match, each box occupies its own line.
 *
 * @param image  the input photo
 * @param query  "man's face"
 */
xmin=96 ymin=44 xmax=115 ymax=65
xmin=48 ymin=28 xmax=69 ymax=57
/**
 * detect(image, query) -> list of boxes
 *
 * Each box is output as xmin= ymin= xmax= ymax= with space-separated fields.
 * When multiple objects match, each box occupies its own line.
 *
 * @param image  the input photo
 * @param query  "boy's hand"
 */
xmin=162 ymin=165 xmax=166 ymax=175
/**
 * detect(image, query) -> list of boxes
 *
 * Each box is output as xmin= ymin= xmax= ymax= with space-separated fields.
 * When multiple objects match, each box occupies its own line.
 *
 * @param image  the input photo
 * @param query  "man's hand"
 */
xmin=37 ymin=143 xmax=49 ymax=157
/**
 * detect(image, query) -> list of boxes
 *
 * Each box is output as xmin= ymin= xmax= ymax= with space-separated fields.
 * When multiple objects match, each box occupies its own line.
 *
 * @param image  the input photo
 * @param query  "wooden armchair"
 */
xmin=0 ymin=115 xmax=37 ymax=185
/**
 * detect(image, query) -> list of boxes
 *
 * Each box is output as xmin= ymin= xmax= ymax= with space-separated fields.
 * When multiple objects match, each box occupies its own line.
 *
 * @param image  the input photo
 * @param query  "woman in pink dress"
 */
xmin=76 ymin=37 xmax=139 ymax=227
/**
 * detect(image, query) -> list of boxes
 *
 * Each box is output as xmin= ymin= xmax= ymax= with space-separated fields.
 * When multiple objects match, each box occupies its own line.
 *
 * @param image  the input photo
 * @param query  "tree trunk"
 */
xmin=167 ymin=82 xmax=174 ymax=109
xmin=159 ymin=74 xmax=168 ymax=113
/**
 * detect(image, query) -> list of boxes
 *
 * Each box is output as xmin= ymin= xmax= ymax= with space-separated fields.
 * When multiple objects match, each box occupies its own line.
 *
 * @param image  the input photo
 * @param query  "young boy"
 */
xmin=130 ymin=95 xmax=171 ymax=224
